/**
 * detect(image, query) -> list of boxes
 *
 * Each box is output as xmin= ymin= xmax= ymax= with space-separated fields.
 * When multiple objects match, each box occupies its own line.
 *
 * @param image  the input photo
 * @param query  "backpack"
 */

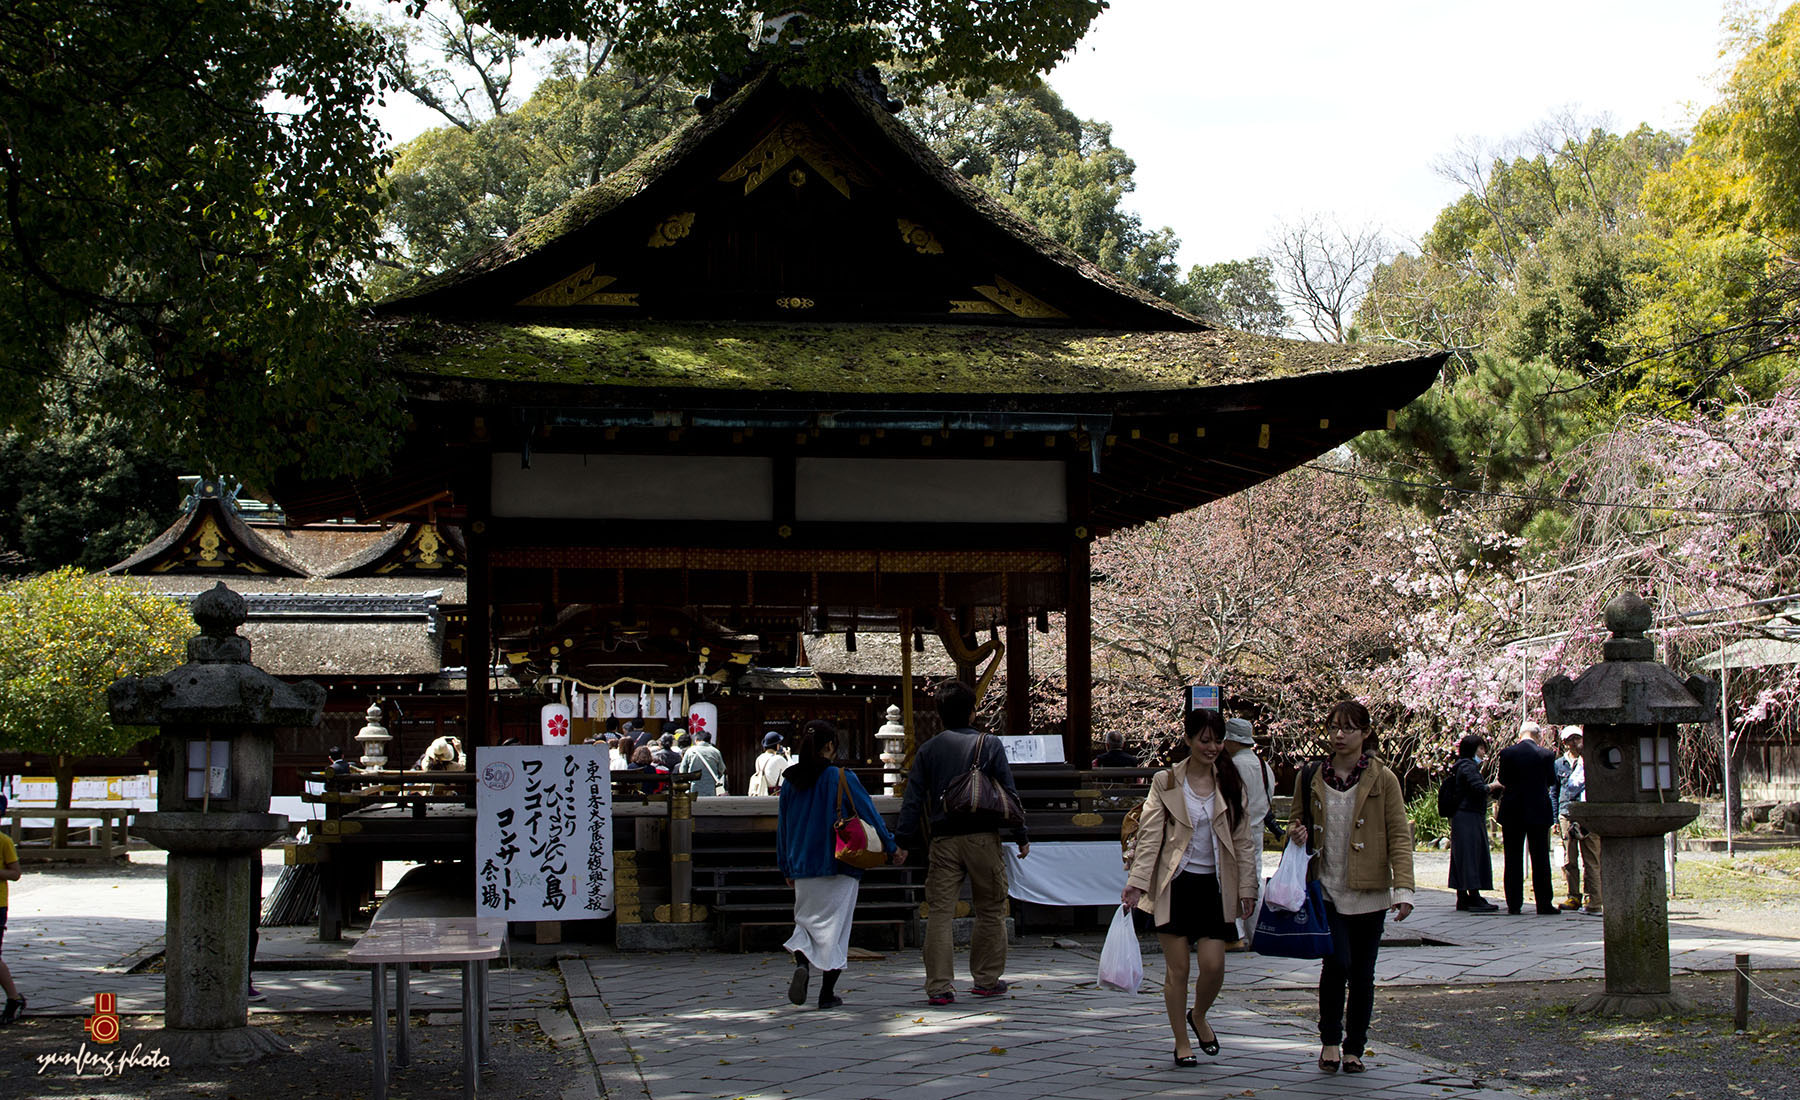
xmin=1436 ymin=764 xmax=1460 ymax=818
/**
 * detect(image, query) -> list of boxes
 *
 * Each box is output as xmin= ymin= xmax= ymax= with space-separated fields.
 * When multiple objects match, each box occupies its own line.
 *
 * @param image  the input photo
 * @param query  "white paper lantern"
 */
xmin=541 ymin=701 xmax=572 ymax=745
xmin=687 ymin=701 xmax=719 ymax=742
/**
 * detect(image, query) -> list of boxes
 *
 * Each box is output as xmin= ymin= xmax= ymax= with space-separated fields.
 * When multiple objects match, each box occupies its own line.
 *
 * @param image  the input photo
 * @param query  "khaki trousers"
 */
xmin=1578 ymin=830 xmax=1603 ymax=909
xmin=1560 ymin=818 xmax=1583 ymax=900
xmin=923 ymin=832 xmax=1008 ymax=994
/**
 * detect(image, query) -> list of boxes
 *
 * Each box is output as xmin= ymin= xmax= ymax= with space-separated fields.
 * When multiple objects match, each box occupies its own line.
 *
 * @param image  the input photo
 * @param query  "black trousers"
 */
xmin=1501 ymin=823 xmax=1554 ymax=913
xmin=1319 ymin=901 xmax=1385 ymax=1056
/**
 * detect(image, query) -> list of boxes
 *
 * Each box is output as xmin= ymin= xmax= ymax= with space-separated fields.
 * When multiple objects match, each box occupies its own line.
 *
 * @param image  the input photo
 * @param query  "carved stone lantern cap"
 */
xmin=1542 ymin=590 xmax=1719 ymax=726
xmin=107 ymin=581 xmax=325 ymax=729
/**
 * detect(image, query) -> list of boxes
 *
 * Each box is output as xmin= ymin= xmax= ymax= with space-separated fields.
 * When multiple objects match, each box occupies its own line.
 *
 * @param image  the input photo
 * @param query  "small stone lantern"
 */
xmin=1542 ymin=591 xmax=1717 ymax=1016
xmin=876 ymin=704 xmax=907 ymax=794
xmin=108 ymin=583 xmax=325 ymax=1063
xmin=355 ymin=701 xmax=391 ymax=770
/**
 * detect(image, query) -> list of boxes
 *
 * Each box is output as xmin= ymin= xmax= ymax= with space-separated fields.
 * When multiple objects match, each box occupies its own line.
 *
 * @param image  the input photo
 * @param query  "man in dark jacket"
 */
xmin=896 ymin=680 xmax=1029 ymax=1006
xmin=1496 ymin=722 xmax=1561 ymax=915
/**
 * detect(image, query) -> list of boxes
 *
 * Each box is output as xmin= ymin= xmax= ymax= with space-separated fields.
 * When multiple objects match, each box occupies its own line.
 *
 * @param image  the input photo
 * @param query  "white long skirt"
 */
xmin=783 ymin=873 xmax=860 ymax=972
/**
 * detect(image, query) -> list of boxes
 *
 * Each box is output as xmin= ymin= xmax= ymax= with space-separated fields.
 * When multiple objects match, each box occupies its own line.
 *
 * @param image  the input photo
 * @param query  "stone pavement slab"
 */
xmin=570 ymin=947 xmax=1535 ymax=1100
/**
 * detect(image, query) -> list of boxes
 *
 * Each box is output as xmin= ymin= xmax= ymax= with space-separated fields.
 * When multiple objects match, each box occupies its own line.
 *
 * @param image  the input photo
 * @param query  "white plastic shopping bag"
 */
xmin=1097 ymin=904 xmax=1144 ymax=993
xmin=1263 ymin=838 xmax=1311 ymax=912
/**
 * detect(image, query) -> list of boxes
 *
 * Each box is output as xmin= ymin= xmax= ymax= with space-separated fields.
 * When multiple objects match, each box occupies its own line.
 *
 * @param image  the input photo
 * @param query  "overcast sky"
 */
xmin=369 ymin=1 xmax=1738 ymax=269
xmin=1047 ymin=1 xmax=1730 ymax=267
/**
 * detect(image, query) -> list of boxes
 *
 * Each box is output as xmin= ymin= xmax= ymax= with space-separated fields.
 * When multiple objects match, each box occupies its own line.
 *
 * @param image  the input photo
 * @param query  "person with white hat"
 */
xmin=1222 ymin=717 xmax=1276 ymax=944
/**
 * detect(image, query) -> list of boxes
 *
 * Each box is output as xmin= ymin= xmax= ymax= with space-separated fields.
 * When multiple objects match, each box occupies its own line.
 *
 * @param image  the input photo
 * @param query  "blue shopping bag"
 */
xmin=1250 ymin=879 xmax=1334 ymax=960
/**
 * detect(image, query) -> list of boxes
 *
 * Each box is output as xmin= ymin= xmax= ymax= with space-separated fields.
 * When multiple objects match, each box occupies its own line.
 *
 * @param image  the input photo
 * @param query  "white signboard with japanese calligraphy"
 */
xmin=996 ymin=735 xmax=1064 ymax=765
xmin=476 ymin=746 xmax=613 ymax=921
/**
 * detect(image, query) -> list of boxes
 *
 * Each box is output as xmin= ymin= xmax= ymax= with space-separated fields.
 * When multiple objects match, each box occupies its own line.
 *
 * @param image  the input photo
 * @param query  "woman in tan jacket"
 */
xmin=1287 ymin=700 xmax=1415 ymax=1075
xmin=1122 ymin=709 xmax=1259 ymax=1067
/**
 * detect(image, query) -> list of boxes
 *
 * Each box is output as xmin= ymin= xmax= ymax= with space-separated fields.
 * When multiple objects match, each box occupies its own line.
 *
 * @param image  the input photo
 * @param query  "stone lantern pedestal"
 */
xmin=108 ymin=583 xmax=325 ymax=1064
xmin=1543 ymin=591 xmax=1717 ymax=1017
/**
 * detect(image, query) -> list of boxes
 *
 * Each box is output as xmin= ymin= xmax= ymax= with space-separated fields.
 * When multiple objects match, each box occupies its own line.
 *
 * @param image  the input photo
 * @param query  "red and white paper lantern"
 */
xmin=541 ymin=700 xmax=571 ymax=745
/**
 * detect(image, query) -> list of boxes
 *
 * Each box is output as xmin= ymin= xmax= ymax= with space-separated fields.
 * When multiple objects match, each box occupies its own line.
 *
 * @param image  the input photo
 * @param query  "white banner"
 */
xmin=1002 ymin=841 xmax=1127 ymax=906
xmin=476 ymin=747 xmax=613 ymax=920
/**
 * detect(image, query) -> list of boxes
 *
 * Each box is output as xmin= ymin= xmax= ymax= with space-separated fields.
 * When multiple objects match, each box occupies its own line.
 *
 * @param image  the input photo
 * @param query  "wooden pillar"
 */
xmin=1065 ymin=458 xmax=1093 ymax=768
xmin=1005 ymin=608 xmax=1030 ymax=737
xmin=466 ymin=460 xmax=493 ymax=747
xmin=899 ymin=609 xmax=916 ymax=775
xmin=1066 ymin=540 xmax=1092 ymax=768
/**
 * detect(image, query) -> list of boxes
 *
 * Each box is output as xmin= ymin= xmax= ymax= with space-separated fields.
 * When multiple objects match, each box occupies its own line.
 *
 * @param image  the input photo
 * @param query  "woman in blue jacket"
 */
xmin=777 ymin=720 xmax=903 ymax=1009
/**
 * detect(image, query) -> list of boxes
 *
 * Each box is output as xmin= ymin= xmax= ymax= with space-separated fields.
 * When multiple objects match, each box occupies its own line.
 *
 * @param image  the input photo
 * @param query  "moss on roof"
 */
xmin=381 ymin=317 xmax=1424 ymax=397
xmin=382 ymin=67 xmax=1195 ymax=327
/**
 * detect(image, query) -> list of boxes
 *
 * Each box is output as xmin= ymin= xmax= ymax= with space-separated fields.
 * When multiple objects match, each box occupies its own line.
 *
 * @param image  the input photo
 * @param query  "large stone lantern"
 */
xmin=1542 ymin=591 xmax=1717 ymax=1016
xmin=108 ymin=583 xmax=325 ymax=1063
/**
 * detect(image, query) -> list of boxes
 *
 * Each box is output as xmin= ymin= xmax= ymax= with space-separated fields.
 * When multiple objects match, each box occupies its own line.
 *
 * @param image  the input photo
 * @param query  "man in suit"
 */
xmin=1495 ymin=722 xmax=1561 ymax=915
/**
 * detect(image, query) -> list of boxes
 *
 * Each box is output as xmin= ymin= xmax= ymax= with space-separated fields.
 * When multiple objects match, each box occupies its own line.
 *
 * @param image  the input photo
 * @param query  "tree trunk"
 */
xmin=53 ymin=753 xmax=75 ymax=850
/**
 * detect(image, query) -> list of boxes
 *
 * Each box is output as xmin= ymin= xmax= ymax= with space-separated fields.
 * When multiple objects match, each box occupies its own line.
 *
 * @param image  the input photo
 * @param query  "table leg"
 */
xmin=394 ymin=962 xmax=411 ymax=1067
xmin=371 ymin=962 xmax=389 ymax=1100
xmin=476 ymin=960 xmax=491 ymax=1066
xmin=463 ymin=961 xmax=480 ymax=1100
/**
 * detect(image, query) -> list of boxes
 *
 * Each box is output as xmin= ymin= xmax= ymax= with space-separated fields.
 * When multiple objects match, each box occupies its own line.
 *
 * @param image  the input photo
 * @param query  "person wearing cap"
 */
xmin=1556 ymin=727 xmax=1601 ymax=913
xmin=1222 ymin=717 xmax=1276 ymax=944
xmin=1496 ymin=721 xmax=1561 ymax=915
xmin=749 ymin=731 xmax=792 ymax=796
xmin=326 ymin=746 xmax=351 ymax=776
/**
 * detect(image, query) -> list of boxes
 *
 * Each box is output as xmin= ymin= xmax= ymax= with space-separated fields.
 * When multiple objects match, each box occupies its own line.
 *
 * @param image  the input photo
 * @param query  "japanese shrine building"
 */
xmin=270 ymin=62 xmax=1447 ymax=769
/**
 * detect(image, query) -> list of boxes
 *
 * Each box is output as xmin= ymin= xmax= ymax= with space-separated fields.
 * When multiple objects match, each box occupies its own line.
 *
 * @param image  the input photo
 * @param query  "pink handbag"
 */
xmin=833 ymin=768 xmax=889 ymax=870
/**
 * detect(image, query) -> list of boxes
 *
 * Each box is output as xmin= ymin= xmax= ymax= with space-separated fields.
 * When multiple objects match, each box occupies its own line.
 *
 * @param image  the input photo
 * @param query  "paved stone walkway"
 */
xmin=3 ymin=849 xmax=1796 ymax=1100
xmin=570 ymin=948 xmax=1522 ymax=1100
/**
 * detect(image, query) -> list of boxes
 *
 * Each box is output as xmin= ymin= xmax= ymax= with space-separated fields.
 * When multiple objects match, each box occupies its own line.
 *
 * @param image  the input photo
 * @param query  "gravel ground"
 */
xmin=1250 ymin=968 xmax=1800 ymax=1100
xmin=0 ymin=1011 xmax=592 ymax=1099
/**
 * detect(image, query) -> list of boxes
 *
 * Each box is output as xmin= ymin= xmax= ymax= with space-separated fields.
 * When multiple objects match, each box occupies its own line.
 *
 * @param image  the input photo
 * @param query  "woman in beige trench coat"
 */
xmin=1122 ymin=709 xmax=1259 ymax=1066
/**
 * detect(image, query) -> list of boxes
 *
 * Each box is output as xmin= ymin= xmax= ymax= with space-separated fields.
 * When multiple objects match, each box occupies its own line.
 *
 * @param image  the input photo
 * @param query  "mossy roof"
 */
xmin=382 ymin=65 xmax=1195 ymax=329
xmin=384 ymin=317 xmax=1430 ymax=407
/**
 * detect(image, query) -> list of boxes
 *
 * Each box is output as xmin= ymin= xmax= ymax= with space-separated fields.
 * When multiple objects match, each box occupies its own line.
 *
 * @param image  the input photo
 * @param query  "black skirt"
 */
xmin=1447 ymin=809 xmax=1494 ymax=890
xmin=1155 ymin=870 xmax=1239 ymax=943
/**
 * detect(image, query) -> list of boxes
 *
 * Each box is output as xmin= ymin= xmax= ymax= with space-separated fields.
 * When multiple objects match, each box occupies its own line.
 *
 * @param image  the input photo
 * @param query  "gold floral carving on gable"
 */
xmin=897 ymin=219 xmax=943 ymax=254
xmin=375 ymin=524 xmax=460 ymax=574
xmin=647 ymin=212 xmax=696 ymax=248
xmin=951 ymin=275 xmax=1066 ymax=319
xmin=518 ymin=264 xmax=640 ymax=307
xmin=719 ymin=121 xmax=863 ymax=199
xmin=153 ymin=515 xmax=268 ymax=574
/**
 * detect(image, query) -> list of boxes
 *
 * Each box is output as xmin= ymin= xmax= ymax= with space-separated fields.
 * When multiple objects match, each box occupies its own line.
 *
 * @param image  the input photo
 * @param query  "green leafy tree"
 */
xmin=459 ymin=0 xmax=1110 ymax=94
xmin=1180 ymin=258 xmax=1289 ymax=335
xmin=1359 ymin=120 xmax=1683 ymax=368
xmin=1351 ymin=353 xmax=1594 ymax=539
xmin=376 ymin=57 xmax=691 ymax=293
xmin=1625 ymin=2 xmax=1800 ymax=411
xmin=0 ymin=422 xmax=182 ymax=573
xmin=904 ymin=85 xmax=1190 ymax=304
xmin=0 ymin=0 xmax=402 ymax=480
xmin=0 ymin=569 xmax=188 ymax=839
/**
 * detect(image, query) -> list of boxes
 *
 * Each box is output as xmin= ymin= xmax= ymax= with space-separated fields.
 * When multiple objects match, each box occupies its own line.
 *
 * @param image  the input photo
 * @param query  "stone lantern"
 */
xmin=108 ymin=583 xmax=325 ymax=1063
xmin=875 ymin=704 xmax=907 ymax=794
xmin=1542 ymin=591 xmax=1717 ymax=1016
xmin=355 ymin=701 xmax=391 ymax=770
